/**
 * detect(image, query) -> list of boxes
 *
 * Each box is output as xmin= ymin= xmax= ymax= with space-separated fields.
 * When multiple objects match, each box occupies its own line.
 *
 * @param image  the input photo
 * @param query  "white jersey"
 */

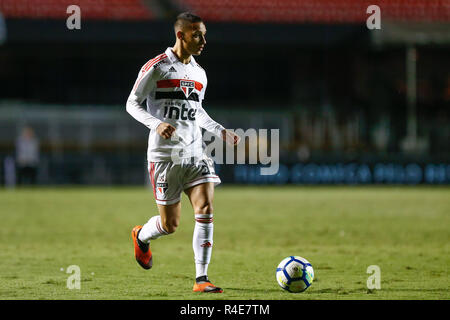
xmin=126 ymin=47 xmax=225 ymax=162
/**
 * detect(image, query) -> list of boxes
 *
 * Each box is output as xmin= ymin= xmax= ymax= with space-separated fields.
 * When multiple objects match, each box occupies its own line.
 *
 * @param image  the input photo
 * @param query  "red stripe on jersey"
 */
xmin=142 ymin=53 xmax=167 ymax=72
xmin=156 ymin=79 xmax=203 ymax=91
xmin=142 ymin=55 xmax=160 ymax=72
xmin=133 ymin=72 xmax=146 ymax=92
xmin=149 ymin=162 xmax=156 ymax=199
xmin=143 ymin=54 xmax=166 ymax=72
xmin=133 ymin=55 xmax=167 ymax=91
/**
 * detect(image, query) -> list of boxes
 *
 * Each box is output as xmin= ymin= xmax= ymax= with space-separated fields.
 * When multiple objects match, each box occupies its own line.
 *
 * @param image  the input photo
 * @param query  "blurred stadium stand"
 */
xmin=0 ymin=0 xmax=449 ymax=185
xmin=2 ymin=0 xmax=448 ymax=22
xmin=175 ymin=0 xmax=449 ymax=23
xmin=0 ymin=0 xmax=154 ymax=20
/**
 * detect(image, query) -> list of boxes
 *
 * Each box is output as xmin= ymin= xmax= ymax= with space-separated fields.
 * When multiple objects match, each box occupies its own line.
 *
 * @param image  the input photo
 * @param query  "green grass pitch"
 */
xmin=0 ymin=185 xmax=448 ymax=300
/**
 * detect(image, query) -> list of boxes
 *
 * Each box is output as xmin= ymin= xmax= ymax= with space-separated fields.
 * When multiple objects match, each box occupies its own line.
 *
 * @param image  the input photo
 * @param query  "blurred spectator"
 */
xmin=15 ymin=126 xmax=40 ymax=185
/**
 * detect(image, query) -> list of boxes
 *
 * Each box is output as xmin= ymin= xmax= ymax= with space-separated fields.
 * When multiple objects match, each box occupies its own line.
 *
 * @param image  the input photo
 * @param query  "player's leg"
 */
xmin=185 ymin=182 xmax=222 ymax=293
xmin=133 ymin=202 xmax=181 ymax=270
xmin=132 ymin=162 xmax=182 ymax=270
xmin=185 ymin=182 xmax=214 ymax=278
xmin=139 ymin=201 xmax=181 ymax=240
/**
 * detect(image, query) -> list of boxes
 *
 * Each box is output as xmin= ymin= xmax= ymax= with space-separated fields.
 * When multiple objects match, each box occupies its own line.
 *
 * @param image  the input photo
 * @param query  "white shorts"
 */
xmin=148 ymin=157 xmax=221 ymax=205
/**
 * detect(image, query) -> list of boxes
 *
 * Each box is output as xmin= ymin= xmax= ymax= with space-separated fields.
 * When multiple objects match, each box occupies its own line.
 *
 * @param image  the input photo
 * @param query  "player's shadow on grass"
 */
xmin=314 ymin=288 xmax=446 ymax=295
xmin=380 ymin=288 xmax=447 ymax=293
xmin=313 ymin=288 xmax=391 ymax=296
xmin=226 ymin=287 xmax=281 ymax=293
xmin=314 ymin=288 xmax=370 ymax=295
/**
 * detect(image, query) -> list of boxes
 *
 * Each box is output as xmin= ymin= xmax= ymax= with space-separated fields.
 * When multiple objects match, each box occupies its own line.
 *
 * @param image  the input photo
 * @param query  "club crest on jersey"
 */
xmin=156 ymin=182 xmax=168 ymax=196
xmin=180 ymin=80 xmax=195 ymax=98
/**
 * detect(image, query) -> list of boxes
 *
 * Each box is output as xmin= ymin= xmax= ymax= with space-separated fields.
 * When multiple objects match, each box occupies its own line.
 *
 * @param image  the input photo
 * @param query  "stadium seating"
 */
xmin=177 ymin=0 xmax=449 ymax=23
xmin=0 ymin=0 xmax=448 ymax=23
xmin=0 ymin=0 xmax=153 ymax=20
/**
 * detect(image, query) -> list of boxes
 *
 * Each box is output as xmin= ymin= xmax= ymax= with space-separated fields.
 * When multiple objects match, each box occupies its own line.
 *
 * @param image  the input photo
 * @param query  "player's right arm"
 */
xmin=126 ymin=63 xmax=175 ymax=138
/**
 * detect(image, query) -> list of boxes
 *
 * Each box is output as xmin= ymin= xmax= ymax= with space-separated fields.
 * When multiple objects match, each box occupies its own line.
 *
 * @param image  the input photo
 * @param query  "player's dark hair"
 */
xmin=174 ymin=12 xmax=203 ymax=29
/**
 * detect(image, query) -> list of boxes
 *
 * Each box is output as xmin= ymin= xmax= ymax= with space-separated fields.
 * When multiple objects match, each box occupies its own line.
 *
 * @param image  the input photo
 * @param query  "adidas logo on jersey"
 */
xmin=168 ymin=67 xmax=177 ymax=72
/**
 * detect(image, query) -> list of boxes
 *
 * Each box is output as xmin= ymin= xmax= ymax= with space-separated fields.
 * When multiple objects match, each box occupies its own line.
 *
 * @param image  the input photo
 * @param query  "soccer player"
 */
xmin=126 ymin=12 xmax=240 ymax=293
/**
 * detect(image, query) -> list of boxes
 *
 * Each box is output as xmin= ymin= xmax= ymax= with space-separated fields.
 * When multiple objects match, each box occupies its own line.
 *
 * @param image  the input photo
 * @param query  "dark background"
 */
xmin=0 ymin=0 xmax=449 ymax=185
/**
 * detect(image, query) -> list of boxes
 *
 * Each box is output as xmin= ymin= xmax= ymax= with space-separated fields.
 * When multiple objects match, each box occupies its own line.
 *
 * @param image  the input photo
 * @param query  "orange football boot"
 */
xmin=193 ymin=276 xmax=223 ymax=293
xmin=131 ymin=226 xmax=152 ymax=270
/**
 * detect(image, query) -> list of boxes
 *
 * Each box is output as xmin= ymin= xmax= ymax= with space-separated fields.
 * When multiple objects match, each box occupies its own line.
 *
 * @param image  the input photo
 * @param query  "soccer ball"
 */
xmin=276 ymin=256 xmax=314 ymax=293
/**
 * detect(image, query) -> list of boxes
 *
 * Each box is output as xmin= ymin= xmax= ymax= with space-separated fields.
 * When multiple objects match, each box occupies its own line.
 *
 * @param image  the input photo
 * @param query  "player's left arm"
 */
xmin=196 ymin=106 xmax=240 ymax=146
xmin=197 ymin=75 xmax=240 ymax=145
